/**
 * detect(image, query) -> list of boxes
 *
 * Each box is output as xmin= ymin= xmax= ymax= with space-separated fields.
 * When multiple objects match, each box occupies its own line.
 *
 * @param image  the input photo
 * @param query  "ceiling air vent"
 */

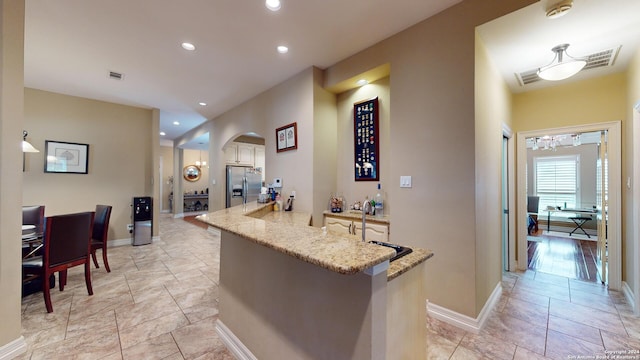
xmin=108 ymin=71 xmax=124 ymax=80
xmin=515 ymin=46 xmax=620 ymax=86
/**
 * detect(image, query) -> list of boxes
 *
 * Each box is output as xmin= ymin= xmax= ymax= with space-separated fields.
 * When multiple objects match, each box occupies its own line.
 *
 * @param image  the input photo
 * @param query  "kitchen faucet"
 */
xmin=362 ymin=199 xmax=372 ymax=242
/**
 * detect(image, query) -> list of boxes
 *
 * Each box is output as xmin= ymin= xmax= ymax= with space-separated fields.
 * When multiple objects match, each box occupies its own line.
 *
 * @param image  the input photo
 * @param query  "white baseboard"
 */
xmin=0 ymin=336 xmax=26 ymax=360
xmin=216 ymin=319 xmax=257 ymax=360
xmin=427 ymin=282 xmax=502 ymax=334
xmin=622 ymin=281 xmax=637 ymax=315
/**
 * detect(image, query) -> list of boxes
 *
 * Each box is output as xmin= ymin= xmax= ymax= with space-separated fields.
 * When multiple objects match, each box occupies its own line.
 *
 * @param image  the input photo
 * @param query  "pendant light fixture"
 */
xmin=537 ymin=44 xmax=586 ymax=81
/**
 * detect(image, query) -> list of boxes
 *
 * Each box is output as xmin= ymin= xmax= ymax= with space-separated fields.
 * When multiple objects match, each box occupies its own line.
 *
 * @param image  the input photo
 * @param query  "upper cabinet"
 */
xmin=254 ymin=146 xmax=266 ymax=181
xmin=225 ymin=142 xmax=265 ymax=170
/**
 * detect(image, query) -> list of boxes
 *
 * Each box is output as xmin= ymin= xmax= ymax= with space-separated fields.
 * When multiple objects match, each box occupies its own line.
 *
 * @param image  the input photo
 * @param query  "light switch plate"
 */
xmin=400 ymin=176 xmax=412 ymax=188
xmin=273 ymin=178 xmax=282 ymax=188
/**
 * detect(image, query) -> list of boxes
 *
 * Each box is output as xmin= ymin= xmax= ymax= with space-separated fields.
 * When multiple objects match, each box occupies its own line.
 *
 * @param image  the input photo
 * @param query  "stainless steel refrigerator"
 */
xmin=226 ymin=166 xmax=262 ymax=208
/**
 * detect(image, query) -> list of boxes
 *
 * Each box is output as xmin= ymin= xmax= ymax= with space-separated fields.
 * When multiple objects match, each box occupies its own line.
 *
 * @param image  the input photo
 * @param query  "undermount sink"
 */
xmin=369 ymin=241 xmax=413 ymax=262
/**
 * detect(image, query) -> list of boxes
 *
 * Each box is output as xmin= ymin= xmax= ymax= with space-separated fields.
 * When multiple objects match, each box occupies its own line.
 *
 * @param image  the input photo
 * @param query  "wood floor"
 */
xmin=183 ymin=215 xmax=208 ymax=229
xmin=527 ymin=231 xmax=602 ymax=283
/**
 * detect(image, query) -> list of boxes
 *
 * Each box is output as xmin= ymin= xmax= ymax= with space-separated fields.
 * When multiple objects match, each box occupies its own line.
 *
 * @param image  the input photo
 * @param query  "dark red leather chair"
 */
xmin=90 ymin=205 xmax=113 ymax=272
xmin=22 ymin=212 xmax=95 ymax=313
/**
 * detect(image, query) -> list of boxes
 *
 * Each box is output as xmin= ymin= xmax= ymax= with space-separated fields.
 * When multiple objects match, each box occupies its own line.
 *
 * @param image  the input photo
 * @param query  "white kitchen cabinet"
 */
xmin=354 ymin=222 xmax=389 ymax=242
xmin=323 ymin=214 xmax=389 ymax=242
xmin=225 ymin=142 xmax=258 ymax=166
xmin=254 ymin=145 xmax=265 ymax=181
xmin=224 ymin=144 xmax=238 ymax=164
xmin=324 ymin=216 xmax=354 ymax=235
xmin=236 ymin=143 xmax=254 ymax=166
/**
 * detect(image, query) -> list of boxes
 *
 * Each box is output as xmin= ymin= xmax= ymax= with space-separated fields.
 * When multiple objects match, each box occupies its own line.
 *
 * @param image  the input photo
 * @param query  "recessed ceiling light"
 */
xmin=356 ymin=79 xmax=368 ymax=86
xmin=199 ymin=102 xmax=207 ymax=106
xmin=160 ymin=131 xmax=166 ymax=136
xmin=173 ymin=121 xmax=180 ymax=126
xmin=265 ymin=0 xmax=281 ymax=11
xmin=181 ymin=42 xmax=196 ymax=51
xmin=277 ymin=45 xmax=289 ymax=54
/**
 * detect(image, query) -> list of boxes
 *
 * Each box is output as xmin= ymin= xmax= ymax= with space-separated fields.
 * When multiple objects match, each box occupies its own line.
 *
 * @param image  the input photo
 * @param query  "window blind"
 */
xmin=534 ymin=155 xmax=578 ymax=211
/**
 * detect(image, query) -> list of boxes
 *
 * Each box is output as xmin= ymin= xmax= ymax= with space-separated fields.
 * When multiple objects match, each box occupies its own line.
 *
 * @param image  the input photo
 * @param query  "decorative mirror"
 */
xmin=183 ymin=165 xmax=201 ymax=182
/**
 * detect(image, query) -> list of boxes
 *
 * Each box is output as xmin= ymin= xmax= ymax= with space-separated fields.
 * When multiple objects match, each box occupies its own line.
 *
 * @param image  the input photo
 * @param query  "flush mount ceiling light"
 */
xmin=181 ymin=42 xmax=196 ymax=51
xmin=173 ymin=121 xmax=180 ymax=126
xmin=545 ymin=0 xmax=573 ymax=19
xmin=265 ymin=0 xmax=281 ymax=11
xmin=356 ymin=79 xmax=368 ymax=86
xmin=198 ymin=102 xmax=207 ymax=106
xmin=276 ymin=45 xmax=289 ymax=54
xmin=159 ymin=131 xmax=166 ymax=136
xmin=537 ymin=44 xmax=586 ymax=81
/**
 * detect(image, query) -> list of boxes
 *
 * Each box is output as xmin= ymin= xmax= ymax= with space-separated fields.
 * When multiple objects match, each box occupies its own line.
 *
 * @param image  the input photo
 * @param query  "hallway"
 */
xmin=427 ymin=271 xmax=640 ymax=359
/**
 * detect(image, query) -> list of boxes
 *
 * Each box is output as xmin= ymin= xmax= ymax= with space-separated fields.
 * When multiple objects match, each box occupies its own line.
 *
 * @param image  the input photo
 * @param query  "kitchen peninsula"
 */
xmin=197 ymin=202 xmax=433 ymax=360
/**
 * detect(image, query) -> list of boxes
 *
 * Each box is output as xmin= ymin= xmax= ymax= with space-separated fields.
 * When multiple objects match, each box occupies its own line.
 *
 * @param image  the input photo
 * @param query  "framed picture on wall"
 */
xmin=44 ymin=140 xmax=89 ymax=174
xmin=354 ymin=97 xmax=379 ymax=181
xmin=276 ymin=122 xmax=298 ymax=152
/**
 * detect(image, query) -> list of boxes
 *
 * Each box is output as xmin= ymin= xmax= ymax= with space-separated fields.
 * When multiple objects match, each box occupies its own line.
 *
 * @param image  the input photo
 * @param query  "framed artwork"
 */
xmin=276 ymin=122 xmax=298 ymax=152
xmin=354 ymin=97 xmax=379 ymax=181
xmin=44 ymin=140 xmax=89 ymax=174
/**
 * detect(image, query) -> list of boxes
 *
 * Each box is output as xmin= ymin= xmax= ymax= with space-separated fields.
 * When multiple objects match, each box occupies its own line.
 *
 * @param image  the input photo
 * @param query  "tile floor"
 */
xmin=18 ymin=215 xmax=640 ymax=359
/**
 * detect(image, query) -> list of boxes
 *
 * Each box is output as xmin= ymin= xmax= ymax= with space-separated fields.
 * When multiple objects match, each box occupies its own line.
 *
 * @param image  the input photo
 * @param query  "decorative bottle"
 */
xmin=374 ymin=183 xmax=384 ymax=217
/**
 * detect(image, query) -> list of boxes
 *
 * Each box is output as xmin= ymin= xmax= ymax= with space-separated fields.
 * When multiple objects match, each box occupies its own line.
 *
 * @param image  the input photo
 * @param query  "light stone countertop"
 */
xmin=197 ymin=202 xmax=432 ymax=278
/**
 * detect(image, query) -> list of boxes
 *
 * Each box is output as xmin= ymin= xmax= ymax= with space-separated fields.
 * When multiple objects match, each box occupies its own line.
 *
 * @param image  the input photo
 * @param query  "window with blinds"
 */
xmin=534 ymin=155 xmax=579 ymax=212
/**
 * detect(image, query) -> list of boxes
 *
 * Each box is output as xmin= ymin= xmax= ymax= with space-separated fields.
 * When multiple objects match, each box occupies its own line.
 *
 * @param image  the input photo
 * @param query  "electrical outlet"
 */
xmin=127 ymin=224 xmax=133 ymax=232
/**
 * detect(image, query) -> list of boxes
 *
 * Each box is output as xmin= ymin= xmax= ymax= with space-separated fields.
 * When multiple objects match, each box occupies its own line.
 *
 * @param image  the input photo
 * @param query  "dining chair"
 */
xmin=90 ymin=205 xmax=113 ymax=272
xmin=22 ymin=205 xmax=45 ymax=257
xmin=22 ymin=211 xmax=95 ymax=313
xmin=22 ymin=205 xmax=45 ymax=234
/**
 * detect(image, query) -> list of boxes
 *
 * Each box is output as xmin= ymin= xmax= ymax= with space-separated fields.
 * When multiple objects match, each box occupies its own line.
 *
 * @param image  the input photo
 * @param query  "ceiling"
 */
xmin=24 ymin=1 xmax=640 ymax=149
xmin=23 ymin=0 xmax=462 ymax=147
xmin=478 ymin=0 xmax=640 ymax=93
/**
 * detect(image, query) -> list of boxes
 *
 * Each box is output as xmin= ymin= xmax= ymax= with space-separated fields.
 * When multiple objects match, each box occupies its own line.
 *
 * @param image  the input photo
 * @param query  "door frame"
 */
xmin=503 ymin=124 xmax=517 ymax=272
xmin=516 ymin=121 xmax=622 ymax=290
xmin=632 ymin=103 xmax=640 ymax=315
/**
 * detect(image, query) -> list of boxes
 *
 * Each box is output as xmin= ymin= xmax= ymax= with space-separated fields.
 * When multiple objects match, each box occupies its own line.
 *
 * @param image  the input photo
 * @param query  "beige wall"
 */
xmin=474 ymin=32 xmax=513 ymax=313
xmin=181 ymin=148 xmax=209 ymax=195
xmin=325 ymin=0 xmax=535 ymax=317
xmin=512 ymin=73 xmax=627 ymax=133
xmin=336 ymin=77 xmax=391 ymax=214
xmin=0 ymin=0 xmax=26 ymax=351
xmin=208 ymin=68 xmax=318 ymax=216
xmin=160 ymin=145 xmax=174 ymax=212
xmin=23 ymin=88 xmax=154 ymax=241
xmin=312 ymin=67 xmax=338 ymax=226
